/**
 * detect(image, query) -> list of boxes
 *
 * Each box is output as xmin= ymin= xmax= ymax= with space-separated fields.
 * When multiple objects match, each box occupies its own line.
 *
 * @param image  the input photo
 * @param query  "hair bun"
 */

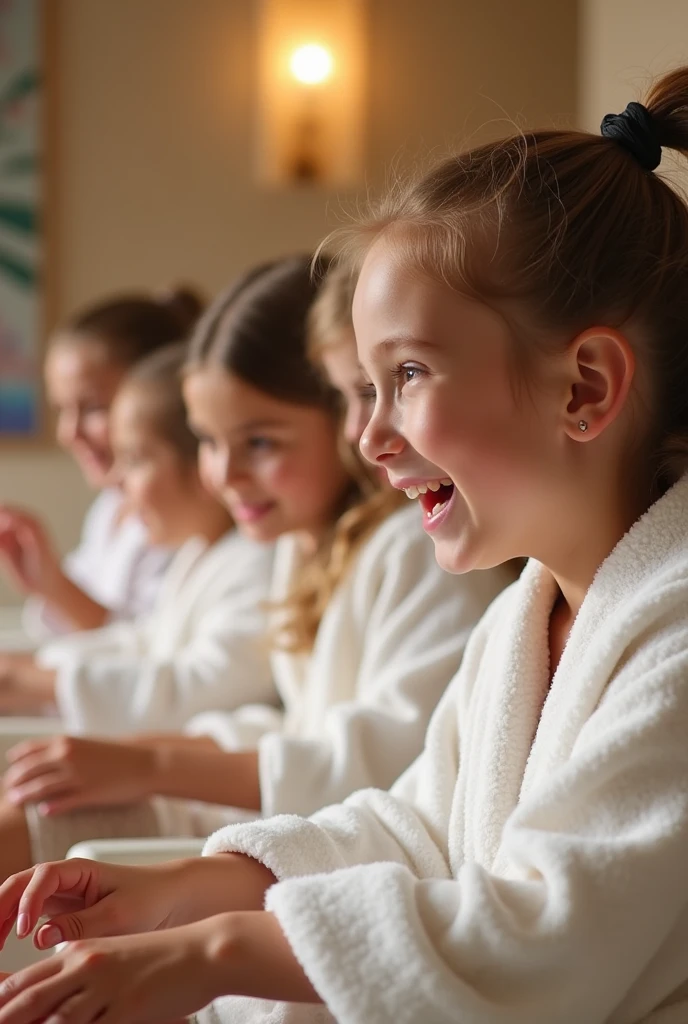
xmin=156 ymin=285 xmax=205 ymax=334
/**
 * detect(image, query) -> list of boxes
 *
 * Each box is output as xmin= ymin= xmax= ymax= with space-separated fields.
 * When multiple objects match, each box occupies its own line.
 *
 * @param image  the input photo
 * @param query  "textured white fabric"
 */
xmin=188 ymin=503 xmax=514 ymax=817
xmin=37 ymin=530 xmax=276 ymax=734
xmin=202 ymin=476 xmax=688 ymax=1024
xmin=23 ymin=489 xmax=172 ymax=641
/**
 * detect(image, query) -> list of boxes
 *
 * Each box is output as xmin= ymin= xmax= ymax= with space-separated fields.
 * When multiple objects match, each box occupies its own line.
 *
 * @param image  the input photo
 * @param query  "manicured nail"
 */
xmin=16 ymin=913 xmax=29 ymax=938
xmin=38 ymin=925 xmax=63 ymax=948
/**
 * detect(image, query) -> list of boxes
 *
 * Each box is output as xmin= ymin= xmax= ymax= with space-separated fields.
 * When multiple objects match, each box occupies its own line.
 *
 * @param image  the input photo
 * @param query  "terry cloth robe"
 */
xmin=37 ymin=530 xmax=276 ymax=735
xmin=202 ymin=474 xmax=688 ymax=1024
xmin=23 ymin=488 xmax=172 ymax=641
xmin=187 ymin=502 xmax=516 ymax=818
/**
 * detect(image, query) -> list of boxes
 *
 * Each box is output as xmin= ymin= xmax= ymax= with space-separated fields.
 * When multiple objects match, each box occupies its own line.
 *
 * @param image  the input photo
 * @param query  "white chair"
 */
xmin=67 ymin=837 xmax=205 ymax=865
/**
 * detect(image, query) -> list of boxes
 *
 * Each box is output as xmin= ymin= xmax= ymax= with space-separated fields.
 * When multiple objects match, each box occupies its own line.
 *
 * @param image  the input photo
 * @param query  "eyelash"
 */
xmin=391 ymin=363 xmax=425 ymax=387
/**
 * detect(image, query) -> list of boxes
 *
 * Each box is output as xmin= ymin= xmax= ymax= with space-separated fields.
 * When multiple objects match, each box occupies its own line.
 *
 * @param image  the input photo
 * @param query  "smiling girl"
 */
xmin=0 ymin=256 xmax=509 ymax=876
xmin=0 ymin=290 xmax=203 ymax=642
xmin=2 ymin=67 xmax=688 ymax=1024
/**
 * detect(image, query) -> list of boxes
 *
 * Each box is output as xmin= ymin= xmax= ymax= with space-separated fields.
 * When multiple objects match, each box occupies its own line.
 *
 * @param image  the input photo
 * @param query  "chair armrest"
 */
xmin=67 ymin=837 xmax=205 ymax=866
xmin=0 ymin=718 xmax=60 ymax=761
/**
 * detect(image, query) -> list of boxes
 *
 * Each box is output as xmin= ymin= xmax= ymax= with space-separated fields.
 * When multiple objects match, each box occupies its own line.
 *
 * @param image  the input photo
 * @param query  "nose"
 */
xmin=202 ymin=446 xmax=247 ymax=491
xmin=343 ymin=398 xmax=371 ymax=448
xmin=55 ymin=410 xmax=79 ymax=451
xmin=359 ymin=401 xmax=405 ymax=466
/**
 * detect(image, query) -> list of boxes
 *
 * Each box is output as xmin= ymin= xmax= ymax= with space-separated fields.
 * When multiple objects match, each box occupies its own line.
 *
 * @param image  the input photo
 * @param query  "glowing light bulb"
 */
xmin=289 ymin=44 xmax=333 ymax=85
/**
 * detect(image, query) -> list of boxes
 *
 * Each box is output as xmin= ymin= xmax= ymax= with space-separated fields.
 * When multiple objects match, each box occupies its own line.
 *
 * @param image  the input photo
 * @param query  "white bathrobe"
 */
xmin=23 ymin=489 xmax=171 ymax=641
xmin=37 ymin=530 xmax=276 ymax=735
xmin=187 ymin=502 xmax=514 ymax=818
xmin=203 ymin=475 xmax=688 ymax=1024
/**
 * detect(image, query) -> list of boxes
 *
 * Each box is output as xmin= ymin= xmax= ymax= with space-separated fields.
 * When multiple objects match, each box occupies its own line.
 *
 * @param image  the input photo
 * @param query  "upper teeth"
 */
xmin=404 ymin=479 xmax=452 ymax=499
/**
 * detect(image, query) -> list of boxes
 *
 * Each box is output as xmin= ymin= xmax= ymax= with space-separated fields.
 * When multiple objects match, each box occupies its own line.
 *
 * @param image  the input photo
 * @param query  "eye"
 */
xmin=357 ymin=381 xmax=376 ymax=402
xmin=196 ymin=432 xmax=217 ymax=451
xmin=391 ymin=363 xmax=426 ymax=387
xmin=246 ymin=436 xmax=277 ymax=452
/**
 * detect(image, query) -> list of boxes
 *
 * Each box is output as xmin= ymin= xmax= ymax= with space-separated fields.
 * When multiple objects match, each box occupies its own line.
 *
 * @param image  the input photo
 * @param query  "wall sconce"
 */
xmin=256 ymin=0 xmax=367 ymax=187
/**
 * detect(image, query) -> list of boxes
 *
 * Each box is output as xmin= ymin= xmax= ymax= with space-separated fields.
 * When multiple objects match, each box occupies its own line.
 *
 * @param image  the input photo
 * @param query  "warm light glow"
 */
xmin=289 ymin=43 xmax=334 ymax=85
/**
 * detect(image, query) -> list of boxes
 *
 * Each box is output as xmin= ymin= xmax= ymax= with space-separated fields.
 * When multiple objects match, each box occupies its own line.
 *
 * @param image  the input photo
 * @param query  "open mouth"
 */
xmin=404 ymin=479 xmax=455 ymax=518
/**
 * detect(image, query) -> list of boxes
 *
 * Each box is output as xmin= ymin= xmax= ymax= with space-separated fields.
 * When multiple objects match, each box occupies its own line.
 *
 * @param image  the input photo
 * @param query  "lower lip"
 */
xmin=231 ymin=502 xmax=275 ymax=524
xmin=420 ymin=488 xmax=456 ymax=534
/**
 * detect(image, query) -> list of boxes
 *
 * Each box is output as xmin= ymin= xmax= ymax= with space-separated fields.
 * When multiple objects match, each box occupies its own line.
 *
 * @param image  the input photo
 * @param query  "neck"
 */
xmin=543 ymin=474 xmax=653 ymax=621
xmin=173 ymin=500 xmax=232 ymax=548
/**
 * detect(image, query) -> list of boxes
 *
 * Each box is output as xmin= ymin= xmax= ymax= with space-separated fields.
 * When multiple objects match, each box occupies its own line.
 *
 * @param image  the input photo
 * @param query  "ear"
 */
xmin=563 ymin=327 xmax=635 ymax=442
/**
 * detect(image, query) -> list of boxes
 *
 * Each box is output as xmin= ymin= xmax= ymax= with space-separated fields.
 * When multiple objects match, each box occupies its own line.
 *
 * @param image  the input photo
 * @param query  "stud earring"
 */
xmin=578 ymin=420 xmax=588 ymax=432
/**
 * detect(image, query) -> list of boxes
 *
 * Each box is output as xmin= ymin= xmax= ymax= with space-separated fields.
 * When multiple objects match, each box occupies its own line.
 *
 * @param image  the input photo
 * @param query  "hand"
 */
xmin=0 ymin=658 xmax=55 ymax=714
xmin=0 ymin=508 xmax=62 ymax=598
xmin=0 ymin=855 xmax=276 ymax=950
xmin=4 ymin=736 xmax=158 ymax=814
xmin=0 ymin=911 xmax=321 ymax=1022
xmin=0 ymin=921 xmax=223 ymax=1024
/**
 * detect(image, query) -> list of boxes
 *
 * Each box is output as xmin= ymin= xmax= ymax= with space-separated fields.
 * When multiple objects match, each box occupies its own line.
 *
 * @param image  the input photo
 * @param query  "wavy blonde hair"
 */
xmin=270 ymin=262 xmax=405 ymax=653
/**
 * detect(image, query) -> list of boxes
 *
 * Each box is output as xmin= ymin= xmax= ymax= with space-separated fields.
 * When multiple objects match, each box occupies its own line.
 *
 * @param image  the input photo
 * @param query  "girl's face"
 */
xmin=354 ymin=239 xmax=569 ymax=575
xmin=45 ymin=337 xmax=126 ymax=488
xmin=183 ymin=368 xmax=350 ymax=544
xmin=109 ymin=386 xmax=206 ymax=546
xmin=318 ymin=331 xmax=372 ymax=448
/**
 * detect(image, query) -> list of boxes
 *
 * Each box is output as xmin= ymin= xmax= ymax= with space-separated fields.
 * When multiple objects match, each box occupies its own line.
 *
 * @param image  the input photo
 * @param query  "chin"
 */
xmin=432 ymin=538 xmax=483 ymax=576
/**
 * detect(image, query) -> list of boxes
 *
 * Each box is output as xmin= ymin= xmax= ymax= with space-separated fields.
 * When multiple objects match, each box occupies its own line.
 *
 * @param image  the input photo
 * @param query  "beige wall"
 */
xmin=0 ymin=0 xmax=578 ymax=605
xmin=580 ymin=0 xmax=688 ymax=130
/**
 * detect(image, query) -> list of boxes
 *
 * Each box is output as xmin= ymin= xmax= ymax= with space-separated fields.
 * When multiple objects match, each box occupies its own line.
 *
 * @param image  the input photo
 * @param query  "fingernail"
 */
xmin=16 ymin=913 xmax=29 ymax=938
xmin=38 ymin=924 xmax=62 ymax=948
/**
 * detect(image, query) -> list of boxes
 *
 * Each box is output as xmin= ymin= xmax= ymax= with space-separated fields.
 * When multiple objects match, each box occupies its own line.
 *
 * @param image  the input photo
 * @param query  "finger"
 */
xmin=5 ymin=740 xmax=54 ymax=766
xmin=16 ymin=862 xmax=102 ymax=939
xmin=36 ymin=893 xmax=130 ymax=947
xmin=0 ymin=956 xmax=63 ymax=1012
xmin=6 ymin=775 xmax=76 ymax=809
xmin=5 ymin=753 xmax=65 ymax=790
xmin=0 ymin=870 xmax=38 ymax=941
xmin=0 ymin=972 xmax=80 ymax=1024
xmin=43 ymin=989 xmax=106 ymax=1024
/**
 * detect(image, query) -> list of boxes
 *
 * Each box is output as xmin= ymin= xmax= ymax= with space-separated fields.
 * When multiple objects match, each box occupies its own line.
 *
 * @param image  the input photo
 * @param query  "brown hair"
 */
xmin=121 ymin=342 xmax=198 ymax=462
xmin=333 ymin=67 xmax=688 ymax=498
xmin=60 ymin=286 xmax=205 ymax=367
xmin=186 ymin=255 xmax=401 ymax=652
xmin=307 ymin=261 xmax=358 ymax=359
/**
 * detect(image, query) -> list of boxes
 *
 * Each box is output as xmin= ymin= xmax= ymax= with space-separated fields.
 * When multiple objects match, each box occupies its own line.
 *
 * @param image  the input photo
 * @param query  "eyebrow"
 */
xmin=188 ymin=417 xmax=289 ymax=437
xmin=373 ymin=336 xmax=441 ymax=353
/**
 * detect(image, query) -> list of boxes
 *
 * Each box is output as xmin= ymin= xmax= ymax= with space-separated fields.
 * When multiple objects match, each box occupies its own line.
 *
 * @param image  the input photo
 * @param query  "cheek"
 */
xmin=198 ymin=446 xmax=221 ymax=493
xmin=80 ymin=413 xmax=111 ymax=450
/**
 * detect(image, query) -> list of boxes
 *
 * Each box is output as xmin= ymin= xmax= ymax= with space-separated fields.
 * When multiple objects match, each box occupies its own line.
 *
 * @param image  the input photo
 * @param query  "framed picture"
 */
xmin=0 ymin=0 xmax=46 ymax=440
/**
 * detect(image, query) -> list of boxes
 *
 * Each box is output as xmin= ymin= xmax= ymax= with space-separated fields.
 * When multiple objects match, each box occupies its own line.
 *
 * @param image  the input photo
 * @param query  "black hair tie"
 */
xmin=600 ymin=101 xmax=661 ymax=171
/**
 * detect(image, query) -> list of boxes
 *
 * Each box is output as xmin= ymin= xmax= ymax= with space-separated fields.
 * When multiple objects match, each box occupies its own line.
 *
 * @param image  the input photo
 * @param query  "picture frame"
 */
xmin=0 ymin=0 xmax=54 ymax=445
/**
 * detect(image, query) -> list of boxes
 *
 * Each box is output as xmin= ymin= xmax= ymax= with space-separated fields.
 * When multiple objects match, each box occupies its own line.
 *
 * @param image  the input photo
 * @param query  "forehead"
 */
xmin=352 ymin=238 xmax=504 ymax=359
xmin=46 ymin=338 xmax=121 ymax=392
xmin=183 ymin=367 xmax=321 ymax=431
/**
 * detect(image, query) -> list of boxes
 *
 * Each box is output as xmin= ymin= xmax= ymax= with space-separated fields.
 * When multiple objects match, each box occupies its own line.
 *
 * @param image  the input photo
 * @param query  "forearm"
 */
xmin=151 ymin=746 xmax=262 ymax=810
xmin=167 ymin=854 xmax=277 ymax=927
xmin=40 ymin=572 xmax=109 ymax=631
xmin=204 ymin=910 xmax=321 ymax=1004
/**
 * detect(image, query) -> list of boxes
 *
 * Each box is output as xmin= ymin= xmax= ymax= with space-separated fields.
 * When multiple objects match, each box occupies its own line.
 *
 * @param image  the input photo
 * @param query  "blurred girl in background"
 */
xmin=0 ymin=288 xmax=203 ymax=642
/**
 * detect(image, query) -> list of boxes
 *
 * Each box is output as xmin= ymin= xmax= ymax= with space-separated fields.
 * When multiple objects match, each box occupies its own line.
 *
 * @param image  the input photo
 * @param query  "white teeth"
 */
xmin=440 ymin=478 xmax=453 ymax=487
xmin=404 ymin=486 xmax=419 ymax=499
xmin=427 ymin=481 xmax=441 ymax=492
xmin=427 ymin=500 xmax=449 ymax=518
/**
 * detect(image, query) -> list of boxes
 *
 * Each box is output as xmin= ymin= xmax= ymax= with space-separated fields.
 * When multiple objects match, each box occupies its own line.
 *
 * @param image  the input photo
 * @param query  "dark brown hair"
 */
xmin=334 ymin=67 xmax=688 ymax=497
xmin=61 ymin=286 xmax=205 ymax=367
xmin=122 ymin=342 xmax=198 ymax=462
